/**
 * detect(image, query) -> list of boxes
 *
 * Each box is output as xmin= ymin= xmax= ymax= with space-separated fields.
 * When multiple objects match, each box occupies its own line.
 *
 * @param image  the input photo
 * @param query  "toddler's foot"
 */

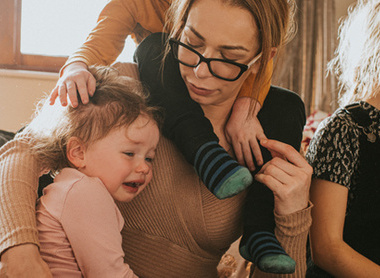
xmin=239 ymin=231 xmax=296 ymax=274
xmin=194 ymin=141 xmax=253 ymax=199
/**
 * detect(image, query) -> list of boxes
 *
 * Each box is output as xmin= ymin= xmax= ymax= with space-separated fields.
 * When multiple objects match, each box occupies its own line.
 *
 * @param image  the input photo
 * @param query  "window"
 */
xmin=0 ymin=0 xmax=135 ymax=73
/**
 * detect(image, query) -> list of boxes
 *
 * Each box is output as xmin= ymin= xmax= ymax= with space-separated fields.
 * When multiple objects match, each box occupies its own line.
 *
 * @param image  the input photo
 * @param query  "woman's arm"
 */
xmin=310 ymin=178 xmax=380 ymax=277
xmin=51 ymin=0 xmax=169 ymax=107
xmin=63 ymin=0 xmax=167 ymax=69
xmin=0 ymin=133 xmax=50 ymax=276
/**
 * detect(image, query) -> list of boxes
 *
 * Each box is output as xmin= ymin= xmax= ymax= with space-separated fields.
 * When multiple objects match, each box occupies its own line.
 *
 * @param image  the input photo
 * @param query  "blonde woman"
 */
xmin=306 ymin=1 xmax=380 ymax=276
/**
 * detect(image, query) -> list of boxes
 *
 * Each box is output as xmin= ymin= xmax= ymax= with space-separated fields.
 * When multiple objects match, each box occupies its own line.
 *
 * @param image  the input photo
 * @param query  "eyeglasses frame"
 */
xmin=169 ymin=38 xmax=262 ymax=82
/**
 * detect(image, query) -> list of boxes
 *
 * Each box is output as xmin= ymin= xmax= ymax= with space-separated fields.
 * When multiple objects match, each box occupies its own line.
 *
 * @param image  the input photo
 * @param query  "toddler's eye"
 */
xmin=124 ymin=152 xmax=134 ymax=157
xmin=145 ymin=157 xmax=154 ymax=163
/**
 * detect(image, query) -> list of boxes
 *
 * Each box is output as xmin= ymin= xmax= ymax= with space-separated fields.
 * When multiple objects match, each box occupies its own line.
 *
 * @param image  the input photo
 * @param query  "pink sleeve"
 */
xmin=60 ymin=177 xmax=137 ymax=277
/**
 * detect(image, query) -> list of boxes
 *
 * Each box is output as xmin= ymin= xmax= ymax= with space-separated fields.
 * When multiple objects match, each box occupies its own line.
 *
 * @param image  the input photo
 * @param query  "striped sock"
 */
xmin=240 ymin=231 xmax=296 ymax=274
xmin=194 ymin=141 xmax=253 ymax=199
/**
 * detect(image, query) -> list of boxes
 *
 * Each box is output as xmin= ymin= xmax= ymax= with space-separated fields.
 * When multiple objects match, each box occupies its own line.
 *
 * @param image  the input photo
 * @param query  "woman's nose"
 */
xmin=194 ymin=61 xmax=213 ymax=79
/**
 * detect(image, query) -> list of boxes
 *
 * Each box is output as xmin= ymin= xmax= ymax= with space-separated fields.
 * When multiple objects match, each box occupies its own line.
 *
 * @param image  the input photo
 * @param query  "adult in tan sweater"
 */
xmin=0 ymin=0 xmax=312 ymax=277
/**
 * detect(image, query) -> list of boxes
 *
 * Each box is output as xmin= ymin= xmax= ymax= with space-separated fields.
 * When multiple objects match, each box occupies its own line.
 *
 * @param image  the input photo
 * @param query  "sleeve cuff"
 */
xmin=274 ymin=201 xmax=313 ymax=237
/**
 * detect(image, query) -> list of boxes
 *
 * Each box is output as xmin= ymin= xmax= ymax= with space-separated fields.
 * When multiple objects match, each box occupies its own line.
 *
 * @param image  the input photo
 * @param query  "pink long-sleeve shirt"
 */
xmin=36 ymin=168 xmax=137 ymax=277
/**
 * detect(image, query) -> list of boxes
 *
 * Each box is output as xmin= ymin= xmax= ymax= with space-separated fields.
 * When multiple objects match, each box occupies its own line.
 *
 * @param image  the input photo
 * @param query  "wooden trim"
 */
xmin=0 ymin=0 xmax=18 ymax=65
xmin=21 ymin=54 xmax=67 ymax=72
xmin=14 ymin=0 xmax=21 ymax=65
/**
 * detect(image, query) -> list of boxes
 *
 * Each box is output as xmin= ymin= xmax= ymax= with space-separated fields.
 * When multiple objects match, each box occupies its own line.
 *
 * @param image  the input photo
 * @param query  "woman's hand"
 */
xmin=50 ymin=62 xmax=96 ymax=107
xmin=254 ymin=139 xmax=312 ymax=215
xmin=0 ymin=244 xmax=52 ymax=278
xmin=225 ymin=97 xmax=267 ymax=171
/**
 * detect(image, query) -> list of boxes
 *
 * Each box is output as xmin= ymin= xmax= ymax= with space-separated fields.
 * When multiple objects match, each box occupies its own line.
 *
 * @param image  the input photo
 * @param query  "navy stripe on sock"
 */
xmin=197 ymin=147 xmax=226 ymax=178
xmin=202 ymin=152 xmax=231 ymax=180
xmin=245 ymin=232 xmax=287 ymax=264
xmin=203 ymin=155 xmax=239 ymax=188
xmin=194 ymin=141 xmax=219 ymax=170
xmin=194 ymin=142 xmax=242 ymax=192
xmin=211 ymin=165 xmax=243 ymax=194
xmin=251 ymin=243 xmax=287 ymax=263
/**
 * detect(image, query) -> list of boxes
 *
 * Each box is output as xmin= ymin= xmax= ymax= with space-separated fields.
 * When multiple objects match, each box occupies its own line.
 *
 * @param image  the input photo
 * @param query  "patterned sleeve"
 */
xmin=305 ymin=111 xmax=360 ymax=189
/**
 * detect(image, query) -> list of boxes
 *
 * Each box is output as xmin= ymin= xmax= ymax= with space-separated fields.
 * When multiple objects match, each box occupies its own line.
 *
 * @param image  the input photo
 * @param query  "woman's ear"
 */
xmin=269 ymin=47 xmax=278 ymax=60
xmin=66 ymin=137 xmax=86 ymax=169
xmin=249 ymin=47 xmax=278 ymax=74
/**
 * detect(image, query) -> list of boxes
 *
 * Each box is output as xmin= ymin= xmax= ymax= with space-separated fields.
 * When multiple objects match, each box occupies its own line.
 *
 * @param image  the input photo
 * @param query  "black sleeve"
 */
xmin=243 ymin=86 xmax=306 ymax=233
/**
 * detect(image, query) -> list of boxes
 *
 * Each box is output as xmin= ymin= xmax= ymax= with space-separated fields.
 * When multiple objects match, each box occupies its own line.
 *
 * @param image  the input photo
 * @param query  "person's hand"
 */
xmin=50 ymin=62 xmax=96 ymax=107
xmin=225 ymin=97 xmax=267 ymax=171
xmin=0 ymin=244 xmax=52 ymax=278
xmin=254 ymin=139 xmax=312 ymax=215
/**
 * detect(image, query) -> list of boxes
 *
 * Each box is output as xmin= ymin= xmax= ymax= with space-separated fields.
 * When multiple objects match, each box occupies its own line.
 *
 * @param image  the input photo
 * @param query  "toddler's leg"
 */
xmin=240 ymin=87 xmax=306 ymax=274
xmin=240 ymin=182 xmax=296 ymax=274
xmin=134 ymin=33 xmax=252 ymax=199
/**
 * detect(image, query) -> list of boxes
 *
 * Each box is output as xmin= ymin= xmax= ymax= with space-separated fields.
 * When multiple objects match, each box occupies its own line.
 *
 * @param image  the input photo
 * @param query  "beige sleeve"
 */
xmin=0 ymin=133 xmax=41 ymax=255
xmin=251 ymin=203 xmax=313 ymax=278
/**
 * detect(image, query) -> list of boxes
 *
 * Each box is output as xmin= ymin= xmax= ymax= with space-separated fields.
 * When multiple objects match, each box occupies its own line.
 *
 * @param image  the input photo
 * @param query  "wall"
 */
xmin=0 ymin=0 xmax=357 ymax=132
xmin=0 ymin=70 xmax=58 ymax=132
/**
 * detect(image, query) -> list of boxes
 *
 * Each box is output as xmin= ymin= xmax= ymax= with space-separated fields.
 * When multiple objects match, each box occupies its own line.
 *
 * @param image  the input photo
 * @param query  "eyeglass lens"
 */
xmin=173 ymin=42 xmax=243 ymax=80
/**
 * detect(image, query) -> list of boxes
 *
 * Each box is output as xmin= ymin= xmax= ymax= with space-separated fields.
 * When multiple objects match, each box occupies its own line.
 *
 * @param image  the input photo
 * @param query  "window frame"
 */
xmin=0 ymin=0 xmax=67 ymax=73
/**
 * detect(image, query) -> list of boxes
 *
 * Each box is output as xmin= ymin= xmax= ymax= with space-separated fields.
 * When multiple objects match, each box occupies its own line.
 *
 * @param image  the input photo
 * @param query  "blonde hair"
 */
xmin=328 ymin=0 xmax=380 ymax=106
xmin=164 ymin=0 xmax=296 ymax=97
xmin=28 ymin=66 xmax=161 ymax=175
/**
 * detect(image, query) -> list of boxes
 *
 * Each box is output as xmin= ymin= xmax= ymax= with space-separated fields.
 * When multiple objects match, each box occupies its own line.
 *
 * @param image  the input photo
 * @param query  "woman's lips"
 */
xmin=187 ymin=82 xmax=215 ymax=96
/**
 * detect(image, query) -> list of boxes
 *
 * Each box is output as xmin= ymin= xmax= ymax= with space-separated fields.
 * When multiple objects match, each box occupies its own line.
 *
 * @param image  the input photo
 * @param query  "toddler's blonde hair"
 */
xmin=27 ymin=66 xmax=161 ymax=175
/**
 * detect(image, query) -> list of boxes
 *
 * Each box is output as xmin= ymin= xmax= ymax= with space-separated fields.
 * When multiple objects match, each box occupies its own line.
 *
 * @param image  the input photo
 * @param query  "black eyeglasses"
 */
xmin=169 ymin=38 xmax=261 ymax=81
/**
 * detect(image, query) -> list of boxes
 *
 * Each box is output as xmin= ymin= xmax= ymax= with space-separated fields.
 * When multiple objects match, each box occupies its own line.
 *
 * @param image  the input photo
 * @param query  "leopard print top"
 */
xmin=306 ymin=101 xmax=380 ymax=212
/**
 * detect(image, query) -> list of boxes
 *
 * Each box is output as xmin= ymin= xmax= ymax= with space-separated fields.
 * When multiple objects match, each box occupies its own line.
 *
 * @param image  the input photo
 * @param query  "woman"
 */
xmin=306 ymin=0 xmax=380 ymax=276
xmin=0 ymin=0 xmax=312 ymax=277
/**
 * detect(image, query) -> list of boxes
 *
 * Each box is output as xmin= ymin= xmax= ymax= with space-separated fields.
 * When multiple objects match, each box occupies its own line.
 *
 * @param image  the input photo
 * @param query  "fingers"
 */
xmin=260 ymin=139 xmax=310 ymax=169
xmin=231 ymin=140 xmax=244 ymax=166
xmin=87 ymin=74 xmax=96 ymax=96
xmin=242 ymin=140 xmax=255 ymax=171
xmin=51 ymin=63 xmax=94 ymax=108
xmin=255 ymin=155 xmax=311 ymax=215
xmin=257 ymin=156 xmax=295 ymax=185
xmin=54 ymin=77 xmax=94 ymax=108
xmin=73 ymin=78 xmax=88 ymax=106
xmin=249 ymin=138 xmax=262 ymax=167
xmin=66 ymin=79 xmax=80 ymax=107
xmin=49 ymin=85 xmax=59 ymax=105
xmin=58 ymin=83 xmax=69 ymax=107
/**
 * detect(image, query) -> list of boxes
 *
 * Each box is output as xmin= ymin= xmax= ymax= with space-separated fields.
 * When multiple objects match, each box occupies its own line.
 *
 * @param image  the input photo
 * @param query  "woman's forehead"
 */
xmin=185 ymin=0 xmax=259 ymax=51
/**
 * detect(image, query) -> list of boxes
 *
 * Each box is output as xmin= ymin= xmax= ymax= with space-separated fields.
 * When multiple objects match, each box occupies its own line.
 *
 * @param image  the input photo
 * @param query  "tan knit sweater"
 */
xmin=0 ymin=132 xmax=311 ymax=277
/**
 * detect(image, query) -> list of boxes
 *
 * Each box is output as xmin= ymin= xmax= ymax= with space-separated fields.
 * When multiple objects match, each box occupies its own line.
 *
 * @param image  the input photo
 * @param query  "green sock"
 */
xmin=240 ymin=231 xmax=296 ymax=274
xmin=194 ymin=141 xmax=253 ymax=199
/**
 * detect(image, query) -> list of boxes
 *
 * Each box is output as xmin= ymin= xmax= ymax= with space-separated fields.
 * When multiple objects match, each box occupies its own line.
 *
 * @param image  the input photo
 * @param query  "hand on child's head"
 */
xmin=50 ymin=62 xmax=96 ymax=108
